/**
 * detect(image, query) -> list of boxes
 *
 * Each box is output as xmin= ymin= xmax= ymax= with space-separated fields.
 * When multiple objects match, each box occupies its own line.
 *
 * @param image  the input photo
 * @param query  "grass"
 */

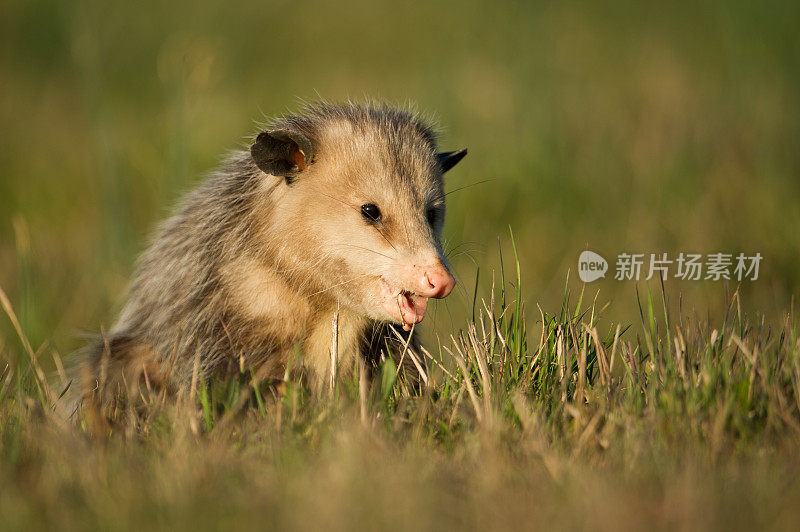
xmin=2 ymin=0 xmax=800 ymax=529
xmin=2 ymin=244 xmax=800 ymax=531
xmin=2 ymin=0 xmax=800 ymax=351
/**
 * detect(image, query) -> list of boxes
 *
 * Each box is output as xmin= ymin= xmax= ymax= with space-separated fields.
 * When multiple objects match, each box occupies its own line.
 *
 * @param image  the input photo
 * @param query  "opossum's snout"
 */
xmin=378 ymin=260 xmax=455 ymax=331
xmin=421 ymin=267 xmax=456 ymax=299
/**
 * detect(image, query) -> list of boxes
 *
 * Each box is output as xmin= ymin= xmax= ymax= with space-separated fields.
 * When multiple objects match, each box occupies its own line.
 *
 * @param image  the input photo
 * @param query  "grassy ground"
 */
xmin=2 ymin=0 xmax=800 ymax=530
xmin=2 ymin=0 xmax=799 ymax=351
xmin=3 ymin=254 xmax=800 ymax=530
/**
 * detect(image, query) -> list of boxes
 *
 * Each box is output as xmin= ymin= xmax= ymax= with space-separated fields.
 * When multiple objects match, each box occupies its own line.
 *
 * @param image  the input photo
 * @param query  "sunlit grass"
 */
xmin=2 ymin=0 xmax=800 ymax=528
xmin=2 ymin=243 xmax=800 ymax=529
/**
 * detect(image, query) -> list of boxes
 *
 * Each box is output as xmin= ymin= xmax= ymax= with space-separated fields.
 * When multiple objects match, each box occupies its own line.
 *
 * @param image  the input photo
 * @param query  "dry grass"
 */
xmin=3 ymin=255 xmax=800 ymax=530
xmin=2 ymin=0 xmax=800 ymax=529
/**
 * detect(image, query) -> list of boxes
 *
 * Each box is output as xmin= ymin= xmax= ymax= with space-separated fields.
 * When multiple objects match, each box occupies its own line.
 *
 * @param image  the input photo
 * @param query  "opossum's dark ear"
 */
xmin=437 ymin=148 xmax=467 ymax=173
xmin=251 ymin=129 xmax=314 ymax=184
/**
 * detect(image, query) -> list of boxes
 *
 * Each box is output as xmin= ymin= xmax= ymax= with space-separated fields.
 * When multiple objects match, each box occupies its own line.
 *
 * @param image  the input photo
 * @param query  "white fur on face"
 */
xmin=272 ymin=120 xmax=451 ymax=326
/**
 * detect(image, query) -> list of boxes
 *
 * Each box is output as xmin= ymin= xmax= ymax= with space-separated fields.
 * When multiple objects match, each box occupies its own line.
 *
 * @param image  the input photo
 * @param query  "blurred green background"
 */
xmin=1 ymin=0 xmax=799 ymax=357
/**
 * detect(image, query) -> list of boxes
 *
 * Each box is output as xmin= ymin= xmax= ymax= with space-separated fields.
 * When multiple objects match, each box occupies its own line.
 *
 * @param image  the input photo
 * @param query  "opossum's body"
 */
xmin=81 ymin=103 xmax=465 ymax=403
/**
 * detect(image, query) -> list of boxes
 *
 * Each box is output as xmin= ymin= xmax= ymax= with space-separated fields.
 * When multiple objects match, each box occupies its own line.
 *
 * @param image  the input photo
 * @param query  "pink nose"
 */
xmin=420 ymin=267 xmax=456 ymax=299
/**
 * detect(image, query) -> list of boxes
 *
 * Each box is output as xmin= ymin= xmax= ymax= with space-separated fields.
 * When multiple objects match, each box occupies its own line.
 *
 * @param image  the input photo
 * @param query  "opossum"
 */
xmin=80 ymin=102 xmax=466 ymax=405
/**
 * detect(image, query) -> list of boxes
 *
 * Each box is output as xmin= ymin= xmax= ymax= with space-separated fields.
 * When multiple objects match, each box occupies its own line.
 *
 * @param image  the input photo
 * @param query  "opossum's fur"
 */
xmin=79 ymin=102 xmax=464 ymax=409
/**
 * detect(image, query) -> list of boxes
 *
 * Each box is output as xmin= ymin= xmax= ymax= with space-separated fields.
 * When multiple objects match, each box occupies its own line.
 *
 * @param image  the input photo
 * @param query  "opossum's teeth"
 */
xmin=397 ymin=290 xmax=428 ymax=329
xmin=379 ymin=278 xmax=428 ymax=326
xmin=397 ymin=293 xmax=411 ymax=331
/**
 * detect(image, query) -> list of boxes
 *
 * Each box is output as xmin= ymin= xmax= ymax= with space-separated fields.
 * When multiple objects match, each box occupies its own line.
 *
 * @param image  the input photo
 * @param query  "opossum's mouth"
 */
xmin=378 ymin=278 xmax=429 ymax=331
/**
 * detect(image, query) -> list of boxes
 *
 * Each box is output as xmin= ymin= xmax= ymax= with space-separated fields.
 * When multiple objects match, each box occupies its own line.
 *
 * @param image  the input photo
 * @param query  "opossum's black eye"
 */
xmin=426 ymin=208 xmax=438 ymax=227
xmin=361 ymin=203 xmax=382 ymax=223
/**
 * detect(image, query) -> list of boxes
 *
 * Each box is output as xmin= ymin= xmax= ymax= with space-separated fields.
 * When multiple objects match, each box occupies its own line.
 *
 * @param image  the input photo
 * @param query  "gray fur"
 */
xmin=80 ymin=102 xmax=465 ymax=405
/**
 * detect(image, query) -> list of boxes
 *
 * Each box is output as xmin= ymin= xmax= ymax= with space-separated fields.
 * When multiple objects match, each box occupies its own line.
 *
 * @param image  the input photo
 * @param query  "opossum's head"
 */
xmin=251 ymin=104 xmax=466 ymax=330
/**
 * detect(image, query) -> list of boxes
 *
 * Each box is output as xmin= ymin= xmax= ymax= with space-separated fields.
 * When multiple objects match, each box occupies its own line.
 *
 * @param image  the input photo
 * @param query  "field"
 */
xmin=2 ymin=0 xmax=800 ymax=530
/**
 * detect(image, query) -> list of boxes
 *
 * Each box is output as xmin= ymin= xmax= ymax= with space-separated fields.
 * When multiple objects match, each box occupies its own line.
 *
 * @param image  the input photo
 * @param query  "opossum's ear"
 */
xmin=251 ymin=129 xmax=314 ymax=184
xmin=437 ymin=148 xmax=467 ymax=174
